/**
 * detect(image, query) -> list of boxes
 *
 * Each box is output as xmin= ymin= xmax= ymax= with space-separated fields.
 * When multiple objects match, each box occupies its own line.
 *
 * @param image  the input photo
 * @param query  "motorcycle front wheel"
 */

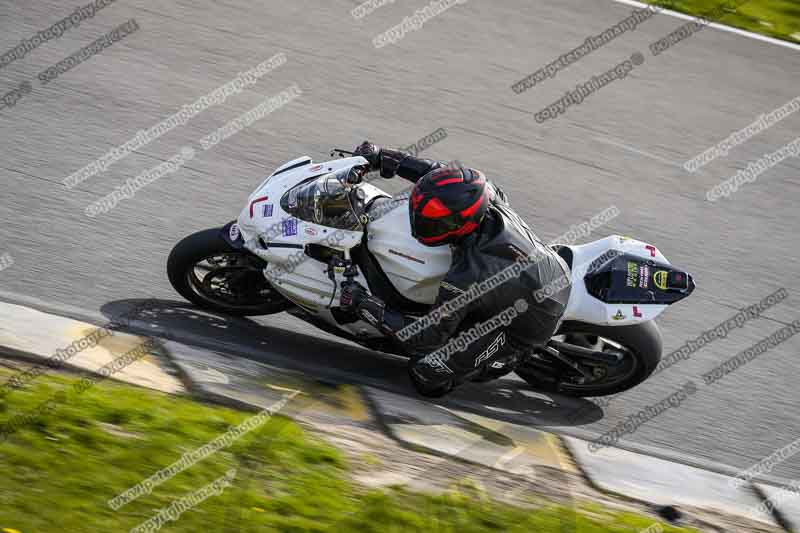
xmin=167 ymin=228 xmax=293 ymax=316
xmin=515 ymin=321 xmax=662 ymax=397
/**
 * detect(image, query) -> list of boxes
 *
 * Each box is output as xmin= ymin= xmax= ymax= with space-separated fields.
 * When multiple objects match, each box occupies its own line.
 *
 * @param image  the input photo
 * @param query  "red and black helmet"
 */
xmin=409 ymin=166 xmax=488 ymax=246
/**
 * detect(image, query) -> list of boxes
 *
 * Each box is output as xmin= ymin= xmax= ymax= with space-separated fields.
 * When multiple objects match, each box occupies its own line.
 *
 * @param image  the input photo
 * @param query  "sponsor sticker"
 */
xmin=229 ymin=223 xmax=241 ymax=242
xmin=249 ymin=195 xmax=269 ymax=218
xmin=262 ymin=204 xmax=274 ymax=217
xmin=310 ymin=164 xmax=323 ymax=172
xmin=304 ymin=226 xmax=318 ymax=237
xmin=633 ymin=305 xmax=643 ymax=318
xmin=638 ymin=264 xmax=650 ymax=288
xmin=626 ymin=261 xmax=638 ymax=288
xmin=283 ymin=218 xmax=298 ymax=237
xmin=654 ymin=270 xmax=668 ymax=290
xmin=612 ymin=309 xmax=626 ymax=321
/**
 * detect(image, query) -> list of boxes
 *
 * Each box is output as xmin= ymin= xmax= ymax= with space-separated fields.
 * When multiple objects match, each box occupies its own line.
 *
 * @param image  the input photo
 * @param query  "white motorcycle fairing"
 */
xmin=233 ymin=156 xmax=692 ymax=339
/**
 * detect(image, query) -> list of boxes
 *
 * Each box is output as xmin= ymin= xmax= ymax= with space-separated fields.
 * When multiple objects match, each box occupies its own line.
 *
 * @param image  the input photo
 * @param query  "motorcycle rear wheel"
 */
xmin=167 ymin=228 xmax=293 ymax=316
xmin=515 ymin=321 xmax=662 ymax=397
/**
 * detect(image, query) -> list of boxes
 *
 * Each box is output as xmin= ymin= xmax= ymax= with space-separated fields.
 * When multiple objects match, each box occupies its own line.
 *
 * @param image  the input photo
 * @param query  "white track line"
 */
xmin=493 ymin=445 xmax=528 ymax=469
xmin=610 ymin=0 xmax=800 ymax=51
xmin=593 ymin=135 xmax=684 ymax=169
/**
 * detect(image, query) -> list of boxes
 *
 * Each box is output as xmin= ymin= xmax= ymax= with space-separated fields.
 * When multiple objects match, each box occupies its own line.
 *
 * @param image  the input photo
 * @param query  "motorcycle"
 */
xmin=167 ymin=149 xmax=695 ymax=397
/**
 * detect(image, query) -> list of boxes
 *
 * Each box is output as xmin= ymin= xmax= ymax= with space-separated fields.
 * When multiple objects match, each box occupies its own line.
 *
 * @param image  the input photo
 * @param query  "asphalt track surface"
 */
xmin=1 ymin=0 xmax=799 ymax=483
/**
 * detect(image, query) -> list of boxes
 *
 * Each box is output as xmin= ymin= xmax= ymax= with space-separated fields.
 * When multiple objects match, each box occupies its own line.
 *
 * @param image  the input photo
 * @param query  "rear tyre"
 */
xmin=167 ymin=228 xmax=293 ymax=316
xmin=515 ymin=321 xmax=662 ymax=397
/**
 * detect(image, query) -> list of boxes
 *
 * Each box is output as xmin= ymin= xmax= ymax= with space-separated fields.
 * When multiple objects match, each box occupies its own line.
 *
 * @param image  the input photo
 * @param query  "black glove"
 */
xmin=353 ymin=141 xmax=381 ymax=170
xmin=340 ymin=281 xmax=387 ymax=330
xmin=340 ymin=281 xmax=368 ymax=311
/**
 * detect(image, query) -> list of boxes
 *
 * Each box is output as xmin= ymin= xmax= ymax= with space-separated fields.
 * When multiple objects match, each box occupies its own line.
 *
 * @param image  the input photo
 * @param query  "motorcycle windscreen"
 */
xmin=584 ymin=253 xmax=695 ymax=305
xmin=280 ymin=172 xmax=362 ymax=231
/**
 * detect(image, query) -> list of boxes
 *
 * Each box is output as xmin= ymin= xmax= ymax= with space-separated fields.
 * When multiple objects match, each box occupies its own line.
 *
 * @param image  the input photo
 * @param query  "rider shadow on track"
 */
xmin=100 ymin=298 xmax=603 ymax=427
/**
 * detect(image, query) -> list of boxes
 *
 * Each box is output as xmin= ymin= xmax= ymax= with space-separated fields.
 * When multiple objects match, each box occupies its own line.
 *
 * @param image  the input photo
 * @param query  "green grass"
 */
xmin=0 ymin=367 xmax=700 ymax=532
xmin=646 ymin=0 xmax=800 ymax=43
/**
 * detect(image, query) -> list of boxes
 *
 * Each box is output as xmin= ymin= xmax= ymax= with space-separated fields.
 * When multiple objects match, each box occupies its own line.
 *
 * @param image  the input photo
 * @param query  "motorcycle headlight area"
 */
xmin=281 ymin=172 xmax=362 ymax=231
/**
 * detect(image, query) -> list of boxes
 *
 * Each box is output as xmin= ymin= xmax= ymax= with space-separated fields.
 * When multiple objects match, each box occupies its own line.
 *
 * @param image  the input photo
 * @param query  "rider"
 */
xmin=340 ymin=141 xmax=571 ymax=397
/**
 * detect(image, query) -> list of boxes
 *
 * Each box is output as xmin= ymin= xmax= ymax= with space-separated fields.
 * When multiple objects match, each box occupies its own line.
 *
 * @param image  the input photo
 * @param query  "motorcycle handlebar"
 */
xmin=331 ymin=148 xmax=355 ymax=158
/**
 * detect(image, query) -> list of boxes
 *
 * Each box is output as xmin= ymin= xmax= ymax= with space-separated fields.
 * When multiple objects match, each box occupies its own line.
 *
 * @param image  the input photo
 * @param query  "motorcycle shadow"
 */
xmin=100 ymin=298 xmax=604 ymax=428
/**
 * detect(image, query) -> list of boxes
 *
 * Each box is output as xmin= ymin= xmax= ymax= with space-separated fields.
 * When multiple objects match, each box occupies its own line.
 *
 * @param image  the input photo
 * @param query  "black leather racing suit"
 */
xmin=364 ymin=149 xmax=572 ymax=394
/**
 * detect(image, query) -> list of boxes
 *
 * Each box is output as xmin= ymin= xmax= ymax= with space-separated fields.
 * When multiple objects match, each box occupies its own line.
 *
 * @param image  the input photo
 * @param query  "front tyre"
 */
xmin=167 ymin=228 xmax=293 ymax=316
xmin=515 ymin=321 xmax=662 ymax=397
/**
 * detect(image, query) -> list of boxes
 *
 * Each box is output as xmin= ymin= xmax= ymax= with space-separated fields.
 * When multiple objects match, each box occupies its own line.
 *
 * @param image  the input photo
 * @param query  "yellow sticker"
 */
xmin=654 ymin=271 xmax=668 ymax=290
